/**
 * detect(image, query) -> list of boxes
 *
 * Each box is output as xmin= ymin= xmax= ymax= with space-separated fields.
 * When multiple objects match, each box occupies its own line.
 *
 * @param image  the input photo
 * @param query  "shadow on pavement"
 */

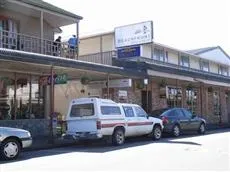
xmin=1 ymin=128 xmax=229 ymax=164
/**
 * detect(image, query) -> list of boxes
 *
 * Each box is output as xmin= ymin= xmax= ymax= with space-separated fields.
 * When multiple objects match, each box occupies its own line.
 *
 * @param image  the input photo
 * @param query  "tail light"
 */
xmin=161 ymin=116 xmax=169 ymax=125
xmin=96 ymin=120 xmax=101 ymax=130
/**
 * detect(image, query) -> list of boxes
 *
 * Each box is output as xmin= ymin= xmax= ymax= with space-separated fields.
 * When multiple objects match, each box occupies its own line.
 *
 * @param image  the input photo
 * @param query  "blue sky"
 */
xmin=45 ymin=0 xmax=230 ymax=55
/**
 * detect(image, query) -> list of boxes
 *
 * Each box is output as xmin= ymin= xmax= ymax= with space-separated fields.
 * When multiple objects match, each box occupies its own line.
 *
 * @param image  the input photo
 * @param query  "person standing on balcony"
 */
xmin=68 ymin=35 xmax=78 ymax=59
xmin=53 ymin=36 xmax=62 ymax=56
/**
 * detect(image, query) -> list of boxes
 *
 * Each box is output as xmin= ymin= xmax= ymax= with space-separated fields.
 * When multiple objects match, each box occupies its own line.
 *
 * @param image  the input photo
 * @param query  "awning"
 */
xmin=147 ymin=70 xmax=195 ymax=82
xmin=194 ymin=78 xmax=230 ymax=87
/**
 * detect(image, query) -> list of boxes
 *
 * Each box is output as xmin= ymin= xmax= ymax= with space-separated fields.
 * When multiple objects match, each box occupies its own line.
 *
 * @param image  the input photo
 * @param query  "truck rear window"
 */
xmin=70 ymin=103 xmax=94 ymax=117
xmin=100 ymin=106 xmax=121 ymax=115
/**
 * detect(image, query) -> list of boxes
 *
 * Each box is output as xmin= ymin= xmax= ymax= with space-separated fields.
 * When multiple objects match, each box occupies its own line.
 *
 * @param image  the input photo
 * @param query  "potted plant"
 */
xmin=136 ymin=80 xmax=144 ymax=89
xmin=159 ymin=79 xmax=167 ymax=88
xmin=186 ymin=83 xmax=194 ymax=90
xmin=208 ymin=87 xmax=213 ymax=93
xmin=80 ymin=76 xmax=91 ymax=85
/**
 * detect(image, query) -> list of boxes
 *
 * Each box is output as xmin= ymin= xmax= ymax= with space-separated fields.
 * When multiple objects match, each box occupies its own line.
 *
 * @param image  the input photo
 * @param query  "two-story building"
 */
xmin=77 ymin=31 xmax=230 ymax=127
xmin=0 ymin=0 xmax=146 ymax=137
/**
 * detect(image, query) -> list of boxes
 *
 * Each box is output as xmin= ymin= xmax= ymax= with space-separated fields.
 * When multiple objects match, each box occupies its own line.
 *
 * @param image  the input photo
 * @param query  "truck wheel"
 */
xmin=112 ymin=129 xmax=125 ymax=146
xmin=0 ymin=139 xmax=21 ymax=160
xmin=152 ymin=125 xmax=162 ymax=140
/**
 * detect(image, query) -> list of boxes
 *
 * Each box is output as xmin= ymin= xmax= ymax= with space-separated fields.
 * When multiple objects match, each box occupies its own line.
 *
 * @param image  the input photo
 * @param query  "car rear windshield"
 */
xmin=70 ymin=103 xmax=94 ymax=117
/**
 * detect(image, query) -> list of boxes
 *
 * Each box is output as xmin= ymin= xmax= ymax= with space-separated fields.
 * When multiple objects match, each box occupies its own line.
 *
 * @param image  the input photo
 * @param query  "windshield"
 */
xmin=70 ymin=103 xmax=94 ymax=117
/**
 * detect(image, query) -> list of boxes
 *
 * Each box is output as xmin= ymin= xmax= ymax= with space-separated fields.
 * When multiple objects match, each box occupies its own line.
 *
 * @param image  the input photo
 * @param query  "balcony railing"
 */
xmin=0 ymin=30 xmax=116 ymax=65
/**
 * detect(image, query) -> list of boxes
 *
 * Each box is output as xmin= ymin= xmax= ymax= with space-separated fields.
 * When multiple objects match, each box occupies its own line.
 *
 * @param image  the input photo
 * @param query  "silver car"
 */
xmin=0 ymin=127 xmax=32 ymax=160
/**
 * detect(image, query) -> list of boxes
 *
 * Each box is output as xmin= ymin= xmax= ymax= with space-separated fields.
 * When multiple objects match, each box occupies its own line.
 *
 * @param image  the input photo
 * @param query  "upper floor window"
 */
xmin=219 ymin=66 xmax=228 ymax=76
xmin=180 ymin=55 xmax=189 ymax=67
xmin=200 ymin=60 xmax=209 ymax=72
xmin=154 ymin=48 xmax=168 ymax=62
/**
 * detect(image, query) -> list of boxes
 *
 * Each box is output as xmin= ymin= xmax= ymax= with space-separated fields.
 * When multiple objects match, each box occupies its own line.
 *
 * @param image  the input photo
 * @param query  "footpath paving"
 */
xmin=24 ymin=127 xmax=230 ymax=152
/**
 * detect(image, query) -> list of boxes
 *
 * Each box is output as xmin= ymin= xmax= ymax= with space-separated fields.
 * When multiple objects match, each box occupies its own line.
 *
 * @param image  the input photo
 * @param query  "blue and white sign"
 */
xmin=117 ymin=46 xmax=140 ymax=58
xmin=115 ymin=21 xmax=153 ymax=48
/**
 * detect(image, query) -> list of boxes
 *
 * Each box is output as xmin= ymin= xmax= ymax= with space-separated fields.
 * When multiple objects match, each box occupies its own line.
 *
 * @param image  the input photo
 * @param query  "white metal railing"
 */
xmin=0 ymin=30 xmax=116 ymax=65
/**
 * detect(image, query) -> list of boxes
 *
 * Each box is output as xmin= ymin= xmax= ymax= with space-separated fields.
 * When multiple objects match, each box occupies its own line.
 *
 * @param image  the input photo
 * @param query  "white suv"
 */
xmin=65 ymin=98 xmax=163 ymax=145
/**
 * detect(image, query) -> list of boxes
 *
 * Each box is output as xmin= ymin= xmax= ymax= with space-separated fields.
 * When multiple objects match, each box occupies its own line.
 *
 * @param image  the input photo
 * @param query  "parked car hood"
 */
xmin=0 ymin=127 xmax=29 ymax=133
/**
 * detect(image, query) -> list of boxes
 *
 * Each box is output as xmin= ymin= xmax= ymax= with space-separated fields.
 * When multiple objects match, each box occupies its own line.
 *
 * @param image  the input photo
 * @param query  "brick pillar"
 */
xmin=220 ymin=88 xmax=228 ymax=124
xmin=182 ymin=87 xmax=187 ymax=108
xmin=151 ymin=81 xmax=167 ymax=110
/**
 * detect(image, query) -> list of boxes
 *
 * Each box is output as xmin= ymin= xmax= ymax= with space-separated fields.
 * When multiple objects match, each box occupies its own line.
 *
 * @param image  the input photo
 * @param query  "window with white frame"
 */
xmin=200 ymin=60 xmax=209 ymax=72
xmin=219 ymin=65 xmax=228 ymax=76
xmin=153 ymin=48 xmax=168 ymax=62
xmin=180 ymin=55 xmax=189 ymax=67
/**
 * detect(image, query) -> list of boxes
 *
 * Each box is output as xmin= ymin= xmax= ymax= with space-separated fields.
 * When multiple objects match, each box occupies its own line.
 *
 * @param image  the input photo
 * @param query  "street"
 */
xmin=0 ymin=129 xmax=230 ymax=171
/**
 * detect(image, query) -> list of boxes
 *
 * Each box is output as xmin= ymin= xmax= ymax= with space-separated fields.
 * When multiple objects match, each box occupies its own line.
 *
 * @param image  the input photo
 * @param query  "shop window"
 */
xmin=0 ymin=74 xmax=15 ymax=120
xmin=186 ymin=89 xmax=198 ymax=114
xmin=200 ymin=60 xmax=209 ymax=72
xmin=180 ymin=55 xmax=190 ymax=67
xmin=0 ymin=72 xmax=44 ymax=120
xmin=167 ymin=86 xmax=182 ymax=108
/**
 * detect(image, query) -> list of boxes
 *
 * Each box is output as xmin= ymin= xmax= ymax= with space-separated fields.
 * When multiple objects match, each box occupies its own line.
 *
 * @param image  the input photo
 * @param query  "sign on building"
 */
xmin=117 ymin=46 xmax=140 ymax=58
xmin=103 ymin=79 xmax=132 ymax=88
xmin=115 ymin=21 xmax=153 ymax=48
xmin=39 ymin=73 xmax=67 ymax=86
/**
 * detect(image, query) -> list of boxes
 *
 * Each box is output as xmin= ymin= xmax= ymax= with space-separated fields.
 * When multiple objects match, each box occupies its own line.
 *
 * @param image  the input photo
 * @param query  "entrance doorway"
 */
xmin=141 ymin=91 xmax=152 ymax=113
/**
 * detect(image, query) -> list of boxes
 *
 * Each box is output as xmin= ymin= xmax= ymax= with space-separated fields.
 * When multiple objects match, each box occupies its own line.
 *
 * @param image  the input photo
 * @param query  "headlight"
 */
xmin=26 ymin=131 xmax=31 ymax=137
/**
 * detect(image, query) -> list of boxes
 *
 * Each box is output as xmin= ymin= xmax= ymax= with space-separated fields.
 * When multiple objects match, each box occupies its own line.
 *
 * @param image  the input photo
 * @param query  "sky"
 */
xmin=45 ymin=0 xmax=230 ymax=55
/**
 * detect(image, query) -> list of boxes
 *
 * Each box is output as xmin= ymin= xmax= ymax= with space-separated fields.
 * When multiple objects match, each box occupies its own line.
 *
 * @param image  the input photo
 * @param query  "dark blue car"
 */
xmin=149 ymin=108 xmax=206 ymax=137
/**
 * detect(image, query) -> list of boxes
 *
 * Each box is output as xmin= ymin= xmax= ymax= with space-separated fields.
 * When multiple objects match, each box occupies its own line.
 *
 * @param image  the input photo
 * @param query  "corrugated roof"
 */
xmin=18 ymin=0 xmax=83 ymax=20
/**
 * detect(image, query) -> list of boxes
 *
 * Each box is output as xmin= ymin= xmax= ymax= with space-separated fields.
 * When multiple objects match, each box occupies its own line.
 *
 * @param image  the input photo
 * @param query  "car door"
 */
xmin=133 ymin=106 xmax=153 ymax=135
xmin=176 ymin=108 xmax=191 ymax=131
xmin=122 ymin=106 xmax=138 ymax=137
xmin=182 ymin=109 xmax=200 ymax=130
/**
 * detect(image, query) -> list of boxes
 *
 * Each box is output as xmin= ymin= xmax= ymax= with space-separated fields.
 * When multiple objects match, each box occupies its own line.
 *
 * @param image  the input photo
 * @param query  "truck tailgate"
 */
xmin=67 ymin=119 xmax=97 ymax=133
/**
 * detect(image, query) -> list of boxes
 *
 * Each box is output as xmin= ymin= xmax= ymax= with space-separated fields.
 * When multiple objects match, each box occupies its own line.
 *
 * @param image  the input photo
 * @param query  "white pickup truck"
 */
xmin=65 ymin=98 xmax=163 ymax=145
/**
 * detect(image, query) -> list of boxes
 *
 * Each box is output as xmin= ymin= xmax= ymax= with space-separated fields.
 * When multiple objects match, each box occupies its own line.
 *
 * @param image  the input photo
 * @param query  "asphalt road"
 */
xmin=1 ymin=129 xmax=230 ymax=171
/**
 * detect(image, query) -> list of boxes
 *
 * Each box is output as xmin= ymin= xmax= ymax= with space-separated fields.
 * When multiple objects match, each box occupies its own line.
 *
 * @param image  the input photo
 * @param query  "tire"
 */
xmin=112 ymin=128 xmax=125 ymax=146
xmin=198 ymin=123 xmax=206 ymax=134
xmin=152 ymin=125 xmax=162 ymax=140
xmin=172 ymin=125 xmax=180 ymax=137
xmin=0 ymin=139 xmax=21 ymax=160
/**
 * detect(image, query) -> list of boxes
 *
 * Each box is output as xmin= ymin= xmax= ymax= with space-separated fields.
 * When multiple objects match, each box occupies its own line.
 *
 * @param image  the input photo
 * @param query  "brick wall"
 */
xmin=0 ymin=119 xmax=50 ymax=137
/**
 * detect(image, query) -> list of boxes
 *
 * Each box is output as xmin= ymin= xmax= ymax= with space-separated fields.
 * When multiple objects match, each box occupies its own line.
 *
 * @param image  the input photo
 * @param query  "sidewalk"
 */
xmin=24 ymin=136 xmax=77 ymax=151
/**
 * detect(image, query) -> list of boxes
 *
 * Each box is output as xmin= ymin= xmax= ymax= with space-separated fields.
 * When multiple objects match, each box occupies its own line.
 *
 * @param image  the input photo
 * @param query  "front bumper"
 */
xmin=21 ymin=137 xmax=33 ymax=148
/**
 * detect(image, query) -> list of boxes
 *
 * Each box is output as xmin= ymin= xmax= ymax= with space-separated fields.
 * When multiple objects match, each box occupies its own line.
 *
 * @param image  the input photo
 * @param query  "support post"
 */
xmin=49 ymin=66 xmax=54 ymax=143
xmin=13 ymin=72 xmax=17 ymax=120
xmin=76 ymin=20 xmax=79 ymax=60
xmin=107 ymin=74 xmax=110 ymax=99
xmin=29 ymin=75 xmax=32 ymax=115
xmin=40 ymin=11 xmax=44 ymax=54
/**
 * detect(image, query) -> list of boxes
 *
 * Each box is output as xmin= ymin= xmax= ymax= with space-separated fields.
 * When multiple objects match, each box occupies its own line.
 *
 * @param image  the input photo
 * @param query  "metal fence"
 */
xmin=0 ymin=30 xmax=116 ymax=65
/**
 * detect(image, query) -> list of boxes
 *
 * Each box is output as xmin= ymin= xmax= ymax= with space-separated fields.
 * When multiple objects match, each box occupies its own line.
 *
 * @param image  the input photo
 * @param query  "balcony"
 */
xmin=0 ymin=30 xmax=116 ymax=65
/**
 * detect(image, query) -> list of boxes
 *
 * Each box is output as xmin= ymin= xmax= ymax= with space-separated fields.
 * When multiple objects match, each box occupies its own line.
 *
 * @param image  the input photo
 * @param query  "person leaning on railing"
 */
xmin=53 ymin=36 xmax=62 ymax=56
xmin=68 ymin=35 xmax=78 ymax=58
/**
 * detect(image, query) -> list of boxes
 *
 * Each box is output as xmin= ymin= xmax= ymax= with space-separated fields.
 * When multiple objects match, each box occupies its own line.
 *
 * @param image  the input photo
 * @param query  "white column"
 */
xmin=40 ymin=11 xmax=44 ymax=54
xmin=76 ymin=20 xmax=79 ymax=59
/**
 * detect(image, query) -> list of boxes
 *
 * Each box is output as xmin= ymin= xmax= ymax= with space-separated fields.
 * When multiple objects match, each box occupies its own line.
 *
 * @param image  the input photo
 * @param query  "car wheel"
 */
xmin=0 ymin=139 xmax=21 ymax=160
xmin=152 ymin=126 xmax=162 ymax=140
xmin=172 ymin=125 xmax=180 ymax=137
xmin=112 ymin=128 xmax=125 ymax=146
xmin=198 ymin=123 xmax=206 ymax=134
